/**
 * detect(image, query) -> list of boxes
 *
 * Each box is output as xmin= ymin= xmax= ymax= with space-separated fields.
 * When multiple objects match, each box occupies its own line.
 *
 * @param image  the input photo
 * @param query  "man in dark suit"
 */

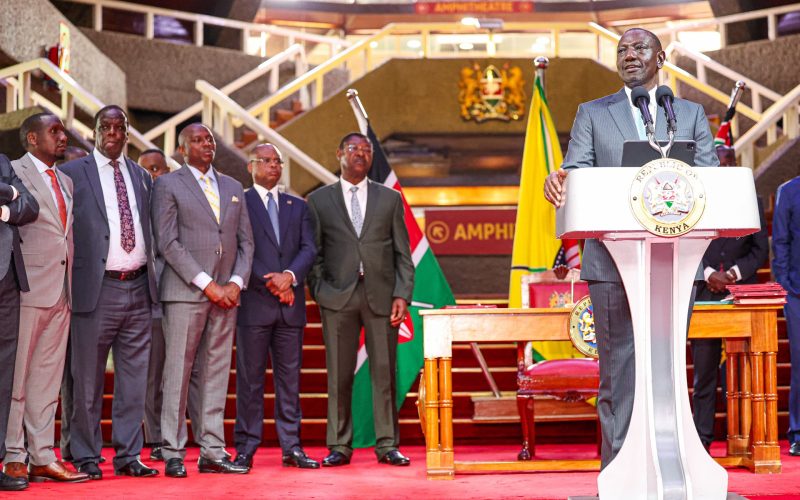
xmin=152 ymin=123 xmax=254 ymax=478
xmin=308 ymin=133 xmax=414 ymax=467
xmin=543 ymin=28 xmax=718 ymax=467
xmin=773 ymin=174 xmax=800 ymax=456
xmin=232 ymin=143 xmax=318 ymax=470
xmin=691 ymin=146 xmax=769 ymax=451
xmin=60 ymin=105 xmax=159 ymax=479
xmin=0 ymin=154 xmax=39 ymax=492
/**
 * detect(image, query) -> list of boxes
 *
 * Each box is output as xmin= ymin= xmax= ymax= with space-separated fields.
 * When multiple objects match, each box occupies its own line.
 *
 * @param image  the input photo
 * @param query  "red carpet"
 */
xmin=10 ymin=442 xmax=799 ymax=499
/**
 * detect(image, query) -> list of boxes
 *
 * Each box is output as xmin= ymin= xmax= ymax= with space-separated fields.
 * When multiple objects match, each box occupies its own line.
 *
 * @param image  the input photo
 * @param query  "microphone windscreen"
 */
xmin=656 ymin=85 xmax=675 ymax=104
xmin=631 ymin=86 xmax=650 ymax=106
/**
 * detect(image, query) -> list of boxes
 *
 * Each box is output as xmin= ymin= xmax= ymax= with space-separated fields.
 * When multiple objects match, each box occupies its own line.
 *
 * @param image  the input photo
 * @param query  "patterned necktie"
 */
xmin=349 ymin=185 xmax=363 ymax=236
xmin=44 ymin=169 xmax=67 ymax=230
xmin=267 ymin=192 xmax=280 ymax=244
xmin=200 ymin=174 xmax=220 ymax=223
xmin=111 ymin=160 xmax=135 ymax=253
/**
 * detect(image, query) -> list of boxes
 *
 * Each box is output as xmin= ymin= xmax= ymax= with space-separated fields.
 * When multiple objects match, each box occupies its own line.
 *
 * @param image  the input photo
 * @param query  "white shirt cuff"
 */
xmin=284 ymin=270 xmax=297 ymax=287
xmin=0 ymin=206 xmax=9 ymax=222
xmin=229 ymin=275 xmax=244 ymax=290
xmin=703 ymin=266 xmax=715 ymax=282
xmin=729 ymin=265 xmax=742 ymax=281
xmin=10 ymin=186 xmax=18 ymax=201
xmin=192 ymin=272 xmax=213 ymax=291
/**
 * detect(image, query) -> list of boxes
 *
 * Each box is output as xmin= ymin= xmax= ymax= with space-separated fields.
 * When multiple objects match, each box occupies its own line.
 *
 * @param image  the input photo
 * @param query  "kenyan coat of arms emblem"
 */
xmin=569 ymin=295 xmax=598 ymax=359
xmin=629 ymin=158 xmax=706 ymax=237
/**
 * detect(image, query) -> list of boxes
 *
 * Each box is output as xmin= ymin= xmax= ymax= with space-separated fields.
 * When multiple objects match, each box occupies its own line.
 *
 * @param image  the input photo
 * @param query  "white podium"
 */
xmin=556 ymin=165 xmax=760 ymax=500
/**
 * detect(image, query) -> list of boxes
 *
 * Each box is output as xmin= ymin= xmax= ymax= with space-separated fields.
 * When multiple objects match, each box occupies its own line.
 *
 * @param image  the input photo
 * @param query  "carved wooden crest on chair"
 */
xmin=517 ymin=270 xmax=600 ymax=461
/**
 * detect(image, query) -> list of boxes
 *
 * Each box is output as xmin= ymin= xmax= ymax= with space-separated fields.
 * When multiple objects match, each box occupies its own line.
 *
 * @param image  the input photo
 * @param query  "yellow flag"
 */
xmin=508 ymin=74 xmax=579 ymax=361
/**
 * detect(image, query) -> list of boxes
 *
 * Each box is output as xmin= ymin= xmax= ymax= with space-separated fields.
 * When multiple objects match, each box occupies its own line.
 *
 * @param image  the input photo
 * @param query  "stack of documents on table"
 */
xmin=724 ymin=282 xmax=788 ymax=305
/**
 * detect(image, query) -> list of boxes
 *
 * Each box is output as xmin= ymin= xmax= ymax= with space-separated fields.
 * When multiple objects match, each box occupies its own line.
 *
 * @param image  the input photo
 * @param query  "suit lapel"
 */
xmin=56 ymin=169 xmax=73 ymax=230
xmin=177 ymin=166 xmax=217 ymax=224
xmin=278 ymin=191 xmax=291 ymax=245
xmin=332 ymin=182 xmax=358 ymax=238
xmin=19 ymin=155 xmax=59 ymax=223
xmin=608 ymin=88 xmax=639 ymax=142
xmin=127 ymin=158 xmax=145 ymax=219
xmin=216 ymin=169 xmax=234 ymax=226
xmin=84 ymin=155 xmax=109 ymax=223
xmin=359 ymin=181 xmax=379 ymax=238
xmin=246 ymin=188 xmax=278 ymax=247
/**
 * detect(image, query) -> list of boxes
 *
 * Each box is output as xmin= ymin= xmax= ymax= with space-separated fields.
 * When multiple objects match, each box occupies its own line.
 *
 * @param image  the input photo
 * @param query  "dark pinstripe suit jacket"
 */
xmin=561 ymin=87 xmax=719 ymax=282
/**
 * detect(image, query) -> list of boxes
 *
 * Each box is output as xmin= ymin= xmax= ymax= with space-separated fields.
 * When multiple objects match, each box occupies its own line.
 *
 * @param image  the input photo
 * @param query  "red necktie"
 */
xmin=44 ymin=169 xmax=67 ymax=230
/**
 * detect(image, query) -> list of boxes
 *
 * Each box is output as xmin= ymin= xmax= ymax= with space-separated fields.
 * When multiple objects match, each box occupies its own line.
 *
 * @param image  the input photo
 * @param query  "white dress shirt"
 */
xmin=28 ymin=152 xmax=66 ymax=213
xmin=94 ymin=149 xmax=147 ymax=272
xmin=624 ymin=84 xmax=658 ymax=136
xmin=185 ymin=164 xmax=244 ymax=291
xmin=252 ymin=183 xmax=296 ymax=285
xmin=340 ymin=177 xmax=368 ymax=222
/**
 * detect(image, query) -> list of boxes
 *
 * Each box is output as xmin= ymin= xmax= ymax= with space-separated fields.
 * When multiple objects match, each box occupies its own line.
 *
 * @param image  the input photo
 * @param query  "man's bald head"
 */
xmin=248 ymin=143 xmax=284 ymax=190
xmin=177 ymin=123 xmax=216 ymax=171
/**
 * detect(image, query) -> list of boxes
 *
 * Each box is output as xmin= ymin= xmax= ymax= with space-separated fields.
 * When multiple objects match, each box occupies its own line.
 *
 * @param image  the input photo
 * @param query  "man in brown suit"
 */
xmin=3 ymin=113 xmax=88 ymax=483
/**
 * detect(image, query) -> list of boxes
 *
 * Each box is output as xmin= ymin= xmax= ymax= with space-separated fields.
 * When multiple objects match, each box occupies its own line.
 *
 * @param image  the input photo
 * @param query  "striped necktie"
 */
xmin=267 ymin=192 xmax=280 ymax=244
xmin=200 ymin=174 xmax=220 ymax=223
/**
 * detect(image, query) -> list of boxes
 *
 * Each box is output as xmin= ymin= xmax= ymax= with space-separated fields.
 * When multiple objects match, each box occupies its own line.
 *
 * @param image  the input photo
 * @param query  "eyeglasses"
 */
xmin=250 ymin=158 xmax=283 ymax=166
xmin=344 ymin=145 xmax=373 ymax=154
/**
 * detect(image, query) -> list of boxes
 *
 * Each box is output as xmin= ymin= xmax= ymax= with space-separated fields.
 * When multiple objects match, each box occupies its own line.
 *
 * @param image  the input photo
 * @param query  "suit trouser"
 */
xmin=590 ymin=281 xmax=697 ymax=469
xmin=5 ymin=289 xmax=69 ymax=465
xmin=161 ymin=301 xmax=236 ymax=461
xmin=235 ymin=320 xmax=304 ymax=456
xmin=786 ymin=295 xmax=800 ymax=444
xmin=144 ymin=315 xmax=165 ymax=444
xmin=69 ymin=274 xmax=151 ymax=469
xmin=0 ymin=268 xmax=21 ymax=460
xmin=320 ymin=282 xmax=399 ymax=458
xmin=59 ymin=335 xmax=73 ymax=459
xmin=691 ymin=338 xmax=722 ymax=448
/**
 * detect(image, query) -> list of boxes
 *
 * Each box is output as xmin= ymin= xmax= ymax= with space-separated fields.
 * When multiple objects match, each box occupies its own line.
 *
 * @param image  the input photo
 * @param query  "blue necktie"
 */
xmin=267 ymin=192 xmax=280 ymax=244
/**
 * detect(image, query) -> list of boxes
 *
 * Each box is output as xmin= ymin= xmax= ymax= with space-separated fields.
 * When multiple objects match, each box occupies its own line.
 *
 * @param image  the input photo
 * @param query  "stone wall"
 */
xmin=0 ymin=0 xmax=126 ymax=107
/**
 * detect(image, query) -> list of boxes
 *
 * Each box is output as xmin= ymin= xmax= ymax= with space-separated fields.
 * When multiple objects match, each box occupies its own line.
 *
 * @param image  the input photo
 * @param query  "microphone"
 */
xmin=630 ymin=86 xmax=654 ymax=138
xmin=656 ymin=85 xmax=677 ymax=134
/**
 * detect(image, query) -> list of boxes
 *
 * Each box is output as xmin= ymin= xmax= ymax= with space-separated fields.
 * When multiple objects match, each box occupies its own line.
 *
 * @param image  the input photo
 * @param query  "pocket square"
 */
xmin=231 ymin=195 xmax=239 ymax=203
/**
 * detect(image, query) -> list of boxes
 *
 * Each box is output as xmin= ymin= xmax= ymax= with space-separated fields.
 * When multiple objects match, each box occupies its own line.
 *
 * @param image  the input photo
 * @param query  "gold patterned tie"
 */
xmin=200 ymin=174 xmax=220 ymax=223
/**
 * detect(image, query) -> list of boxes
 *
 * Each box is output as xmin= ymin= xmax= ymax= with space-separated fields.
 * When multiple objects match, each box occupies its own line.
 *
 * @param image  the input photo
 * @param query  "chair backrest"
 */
xmin=518 ymin=358 xmax=600 ymax=399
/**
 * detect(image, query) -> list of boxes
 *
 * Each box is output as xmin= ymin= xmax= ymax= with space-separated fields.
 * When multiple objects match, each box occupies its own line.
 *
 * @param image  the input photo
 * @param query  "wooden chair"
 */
xmin=517 ymin=270 xmax=600 ymax=460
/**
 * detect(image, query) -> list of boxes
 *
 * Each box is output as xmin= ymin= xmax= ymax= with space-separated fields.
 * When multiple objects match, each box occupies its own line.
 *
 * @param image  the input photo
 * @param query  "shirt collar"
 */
xmin=93 ymin=148 xmax=125 ymax=169
xmin=27 ymin=152 xmax=54 ymax=174
xmin=186 ymin=164 xmax=217 ymax=185
xmin=341 ymin=177 xmax=368 ymax=193
xmin=252 ymin=183 xmax=280 ymax=202
xmin=623 ymin=85 xmax=658 ymax=108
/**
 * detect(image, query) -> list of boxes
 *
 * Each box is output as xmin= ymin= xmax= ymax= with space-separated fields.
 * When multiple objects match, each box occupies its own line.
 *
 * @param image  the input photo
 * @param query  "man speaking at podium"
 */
xmin=543 ymin=28 xmax=718 ymax=468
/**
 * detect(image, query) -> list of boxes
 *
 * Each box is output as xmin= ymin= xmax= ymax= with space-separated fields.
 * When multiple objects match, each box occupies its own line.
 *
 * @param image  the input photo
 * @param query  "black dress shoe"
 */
xmin=0 ymin=471 xmax=28 ymax=491
xmin=321 ymin=451 xmax=350 ymax=467
xmin=378 ymin=449 xmax=410 ymax=466
xmin=790 ymin=442 xmax=800 ymax=456
xmin=115 ymin=460 xmax=159 ymax=477
xmin=283 ymin=449 xmax=320 ymax=469
xmin=165 ymin=458 xmax=187 ymax=478
xmin=197 ymin=457 xmax=249 ymax=474
xmin=232 ymin=453 xmax=253 ymax=469
xmin=150 ymin=446 xmax=163 ymax=461
xmin=77 ymin=462 xmax=103 ymax=480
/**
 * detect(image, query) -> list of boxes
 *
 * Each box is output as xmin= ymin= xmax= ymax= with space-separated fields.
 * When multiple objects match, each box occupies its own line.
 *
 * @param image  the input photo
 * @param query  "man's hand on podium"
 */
xmin=707 ymin=270 xmax=735 ymax=294
xmin=544 ymin=168 xmax=569 ymax=208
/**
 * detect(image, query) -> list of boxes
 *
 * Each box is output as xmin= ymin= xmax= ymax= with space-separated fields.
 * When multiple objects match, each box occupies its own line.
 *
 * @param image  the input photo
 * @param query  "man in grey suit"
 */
xmin=152 ymin=123 xmax=254 ymax=478
xmin=0 ymin=153 xmax=39 ymax=492
xmin=544 ymin=28 xmax=718 ymax=468
xmin=60 ymin=105 xmax=159 ymax=480
xmin=308 ymin=133 xmax=414 ymax=467
xmin=4 ymin=114 xmax=88 ymax=483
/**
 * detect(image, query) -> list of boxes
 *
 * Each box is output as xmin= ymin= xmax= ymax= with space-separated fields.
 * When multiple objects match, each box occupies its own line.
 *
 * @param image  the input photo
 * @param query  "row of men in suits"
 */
xmin=0 ymin=107 xmax=414 ymax=491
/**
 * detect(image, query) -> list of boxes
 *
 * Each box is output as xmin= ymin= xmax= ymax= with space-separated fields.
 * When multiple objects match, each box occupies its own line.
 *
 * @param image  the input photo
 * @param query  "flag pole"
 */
xmin=534 ymin=56 xmax=549 ymax=95
xmin=346 ymin=88 xmax=369 ymax=135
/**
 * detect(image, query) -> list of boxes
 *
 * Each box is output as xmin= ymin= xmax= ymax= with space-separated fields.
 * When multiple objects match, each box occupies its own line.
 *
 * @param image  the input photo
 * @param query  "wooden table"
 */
xmin=419 ymin=305 xmax=782 ymax=479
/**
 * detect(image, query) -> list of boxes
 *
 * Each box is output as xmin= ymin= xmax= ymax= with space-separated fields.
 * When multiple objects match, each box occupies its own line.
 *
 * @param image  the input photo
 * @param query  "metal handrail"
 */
xmin=143 ymin=44 xmax=307 ymax=155
xmin=736 ymin=83 xmax=800 ymax=173
xmin=196 ymin=80 xmax=337 ymax=186
xmin=61 ymin=0 xmax=350 ymax=53
xmin=0 ymin=58 xmax=164 ymax=159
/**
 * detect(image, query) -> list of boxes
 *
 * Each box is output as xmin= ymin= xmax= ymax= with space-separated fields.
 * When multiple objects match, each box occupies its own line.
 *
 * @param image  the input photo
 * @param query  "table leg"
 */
xmin=726 ymin=350 xmax=741 ymax=456
xmin=438 ymin=358 xmax=454 ymax=477
xmin=425 ymin=356 xmax=453 ymax=479
xmin=747 ymin=349 xmax=782 ymax=473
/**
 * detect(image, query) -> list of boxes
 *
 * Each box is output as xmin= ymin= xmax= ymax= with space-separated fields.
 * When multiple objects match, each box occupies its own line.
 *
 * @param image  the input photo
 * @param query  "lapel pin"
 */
xmin=287 ymin=200 xmax=292 ymax=205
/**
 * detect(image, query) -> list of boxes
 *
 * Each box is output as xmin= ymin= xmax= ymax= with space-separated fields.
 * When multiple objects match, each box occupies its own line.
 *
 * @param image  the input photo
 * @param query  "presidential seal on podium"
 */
xmin=629 ymin=158 xmax=706 ymax=237
xmin=568 ymin=295 xmax=598 ymax=359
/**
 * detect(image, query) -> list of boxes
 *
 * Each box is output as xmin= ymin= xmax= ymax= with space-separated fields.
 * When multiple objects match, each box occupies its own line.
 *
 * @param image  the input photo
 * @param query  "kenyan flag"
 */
xmin=351 ymin=123 xmax=456 ymax=447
